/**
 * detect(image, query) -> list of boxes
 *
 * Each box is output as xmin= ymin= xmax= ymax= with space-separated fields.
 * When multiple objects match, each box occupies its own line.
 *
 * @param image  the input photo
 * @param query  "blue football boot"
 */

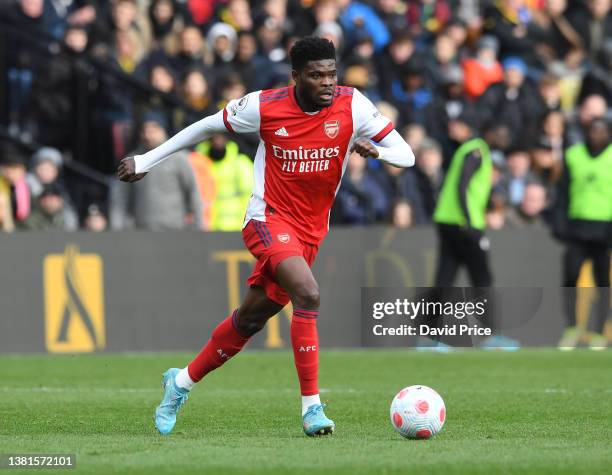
xmin=154 ymin=368 xmax=189 ymax=435
xmin=303 ymin=404 xmax=335 ymax=436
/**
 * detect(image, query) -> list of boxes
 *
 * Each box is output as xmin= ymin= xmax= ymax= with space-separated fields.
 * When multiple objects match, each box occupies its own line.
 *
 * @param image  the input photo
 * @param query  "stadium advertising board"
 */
xmin=0 ymin=228 xmax=608 ymax=353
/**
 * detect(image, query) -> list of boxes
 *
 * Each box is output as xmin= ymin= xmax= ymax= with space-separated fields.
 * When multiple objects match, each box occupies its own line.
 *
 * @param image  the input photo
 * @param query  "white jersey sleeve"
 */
xmin=223 ymin=91 xmax=261 ymax=134
xmin=134 ymin=111 xmax=226 ymax=173
xmin=351 ymin=88 xmax=394 ymax=142
xmin=374 ymin=129 xmax=415 ymax=168
xmin=133 ymin=91 xmax=262 ymax=173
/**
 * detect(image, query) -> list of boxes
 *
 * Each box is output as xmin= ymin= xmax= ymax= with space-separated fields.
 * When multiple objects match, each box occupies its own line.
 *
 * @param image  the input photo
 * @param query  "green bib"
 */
xmin=433 ymin=138 xmax=492 ymax=230
xmin=565 ymin=143 xmax=612 ymax=222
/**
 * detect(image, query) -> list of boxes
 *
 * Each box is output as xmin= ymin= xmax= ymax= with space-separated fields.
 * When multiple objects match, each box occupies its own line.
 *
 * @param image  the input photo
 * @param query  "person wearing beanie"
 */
xmin=27 ymin=147 xmax=63 ymax=198
xmin=207 ymin=22 xmax=238 ymax=65
xmin=26 ymin=147 xmax=79 ymax=230
xmin=462 ymin=35 xmax=504 ymax=100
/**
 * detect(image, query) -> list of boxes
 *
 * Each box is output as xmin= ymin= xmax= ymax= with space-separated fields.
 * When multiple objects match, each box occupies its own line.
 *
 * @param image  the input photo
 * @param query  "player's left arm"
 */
xmin=351 ymin=89 xmax=415 ymax=168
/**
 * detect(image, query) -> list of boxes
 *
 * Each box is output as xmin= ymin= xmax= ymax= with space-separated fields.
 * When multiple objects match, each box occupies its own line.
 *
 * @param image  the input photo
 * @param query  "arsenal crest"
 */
xmin=324 ymin=120 xmax=340 ymax=139
xmin=278 ymin=233 xmax=290 ymax=243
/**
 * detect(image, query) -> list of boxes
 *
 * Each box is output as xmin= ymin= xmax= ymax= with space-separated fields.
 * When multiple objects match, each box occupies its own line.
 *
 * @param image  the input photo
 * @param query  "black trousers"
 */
xmin=427 ymin=224 xmax=493 ymax=345
xmin=562 ymin=240 xmax=611 ymax=332
xmin=434 ymin=224 xmax=492 ymax=287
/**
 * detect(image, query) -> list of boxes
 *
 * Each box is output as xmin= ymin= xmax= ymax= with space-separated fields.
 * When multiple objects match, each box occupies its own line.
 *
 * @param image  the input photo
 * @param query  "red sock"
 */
xmin=291 ymin=309 xmax=319 ymax=396
xmin=187 ymin=310 xmax=250 ymax=382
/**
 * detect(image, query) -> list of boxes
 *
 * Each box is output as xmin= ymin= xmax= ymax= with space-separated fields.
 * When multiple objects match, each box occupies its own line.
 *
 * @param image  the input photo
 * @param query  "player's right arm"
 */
xmin=117 ymin=91 xmax=261 ymax=182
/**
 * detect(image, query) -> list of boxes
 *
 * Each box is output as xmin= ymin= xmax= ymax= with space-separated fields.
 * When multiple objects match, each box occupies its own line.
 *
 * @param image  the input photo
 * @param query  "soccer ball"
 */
xmin=390 ymin=385 xmax=446 ymax=439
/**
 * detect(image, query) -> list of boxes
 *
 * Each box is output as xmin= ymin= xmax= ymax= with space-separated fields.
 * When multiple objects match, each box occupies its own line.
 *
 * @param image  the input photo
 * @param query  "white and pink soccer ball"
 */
xmin=390 ymin=385 xmax=446 ymax=439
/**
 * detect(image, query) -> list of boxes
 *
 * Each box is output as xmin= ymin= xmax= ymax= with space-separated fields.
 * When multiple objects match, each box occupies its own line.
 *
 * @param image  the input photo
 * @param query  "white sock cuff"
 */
xmin=175 ymin=367 xmax=195 ymax=391
xmin=301 ymin=394 xmax=321 ymax=416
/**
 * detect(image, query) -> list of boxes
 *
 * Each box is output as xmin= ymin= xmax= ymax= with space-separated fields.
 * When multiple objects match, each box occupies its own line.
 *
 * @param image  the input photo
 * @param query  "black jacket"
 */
xmin=476 ymin=82 xmax=541 ymax=140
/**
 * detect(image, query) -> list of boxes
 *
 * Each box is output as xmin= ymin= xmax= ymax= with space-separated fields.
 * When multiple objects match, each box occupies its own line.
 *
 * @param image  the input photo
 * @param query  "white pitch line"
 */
xmin=0 ymin=387 xmax=364 ymax=395
xmin=1 ymin=387 xmax=609 ymax=395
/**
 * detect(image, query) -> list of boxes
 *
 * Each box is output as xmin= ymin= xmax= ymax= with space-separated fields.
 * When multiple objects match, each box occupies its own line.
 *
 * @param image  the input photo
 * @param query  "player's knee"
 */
xmin=240 ymin=319 xmax=266 ymax=336
xmin=291 ymin=284 xmax=320 ymax=310
xmin=234 ymin=309 xmax=272 ymax=336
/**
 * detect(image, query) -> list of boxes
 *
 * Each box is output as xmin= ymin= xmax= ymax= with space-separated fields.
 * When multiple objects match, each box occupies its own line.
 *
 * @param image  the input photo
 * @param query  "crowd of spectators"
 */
xmin=0 ymin=0 xmax=610 ymax=232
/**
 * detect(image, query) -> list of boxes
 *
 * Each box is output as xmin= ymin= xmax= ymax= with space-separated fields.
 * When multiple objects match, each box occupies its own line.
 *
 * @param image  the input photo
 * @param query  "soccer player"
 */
xmin=118 ymin=37 xmax=415 ymax=436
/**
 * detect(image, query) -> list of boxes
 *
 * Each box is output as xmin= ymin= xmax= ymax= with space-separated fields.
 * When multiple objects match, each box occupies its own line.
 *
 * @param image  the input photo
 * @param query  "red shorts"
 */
xmin=242 ymin=217 xmax=319 ymax=306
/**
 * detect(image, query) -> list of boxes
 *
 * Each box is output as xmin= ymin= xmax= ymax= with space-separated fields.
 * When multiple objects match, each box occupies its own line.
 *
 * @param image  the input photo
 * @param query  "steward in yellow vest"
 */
xmin=555 ymin=118 xmax=611 ymax=350
xmin=189 ymin=135 xmax=254 ymax=231
xmin=433 ymin=131 xmax=493 ymax=287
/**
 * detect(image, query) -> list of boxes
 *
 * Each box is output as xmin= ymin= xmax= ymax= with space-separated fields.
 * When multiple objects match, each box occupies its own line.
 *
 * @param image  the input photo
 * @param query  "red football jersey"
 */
xmin=222 ymin=85 xmax=393 ymax=244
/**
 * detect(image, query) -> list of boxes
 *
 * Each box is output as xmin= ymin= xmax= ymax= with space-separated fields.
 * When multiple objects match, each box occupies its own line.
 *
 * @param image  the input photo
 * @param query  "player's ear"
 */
xmin=291 ymin=69 xmax=299 ymax=85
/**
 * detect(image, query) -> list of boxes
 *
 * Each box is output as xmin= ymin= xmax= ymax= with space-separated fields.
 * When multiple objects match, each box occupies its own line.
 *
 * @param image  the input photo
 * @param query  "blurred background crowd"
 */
xmin=0 ymin=0 xmax=610 ymax=232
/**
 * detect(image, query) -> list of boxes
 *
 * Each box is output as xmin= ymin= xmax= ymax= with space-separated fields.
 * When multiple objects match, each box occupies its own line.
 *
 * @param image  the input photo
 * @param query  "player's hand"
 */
xmin=117 ymin=157 xmax=147 ymax=183
xmin=350 ymin=139 xmax=379 ymax=159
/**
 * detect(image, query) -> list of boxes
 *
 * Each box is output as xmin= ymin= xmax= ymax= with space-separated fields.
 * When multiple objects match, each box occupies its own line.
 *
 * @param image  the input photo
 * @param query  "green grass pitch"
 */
xmin=1 ymin=350 xmax=611 ymax=475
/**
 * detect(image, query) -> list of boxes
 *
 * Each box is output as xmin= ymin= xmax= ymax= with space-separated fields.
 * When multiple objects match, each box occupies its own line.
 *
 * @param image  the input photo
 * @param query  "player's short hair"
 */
xmin=290 ymin=36 xmax=336 ymax=71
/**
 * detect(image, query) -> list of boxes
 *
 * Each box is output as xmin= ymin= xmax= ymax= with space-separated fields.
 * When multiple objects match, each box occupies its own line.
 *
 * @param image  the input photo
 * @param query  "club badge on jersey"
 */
xmin=324 ymin=121 xmax=340 ymax=139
